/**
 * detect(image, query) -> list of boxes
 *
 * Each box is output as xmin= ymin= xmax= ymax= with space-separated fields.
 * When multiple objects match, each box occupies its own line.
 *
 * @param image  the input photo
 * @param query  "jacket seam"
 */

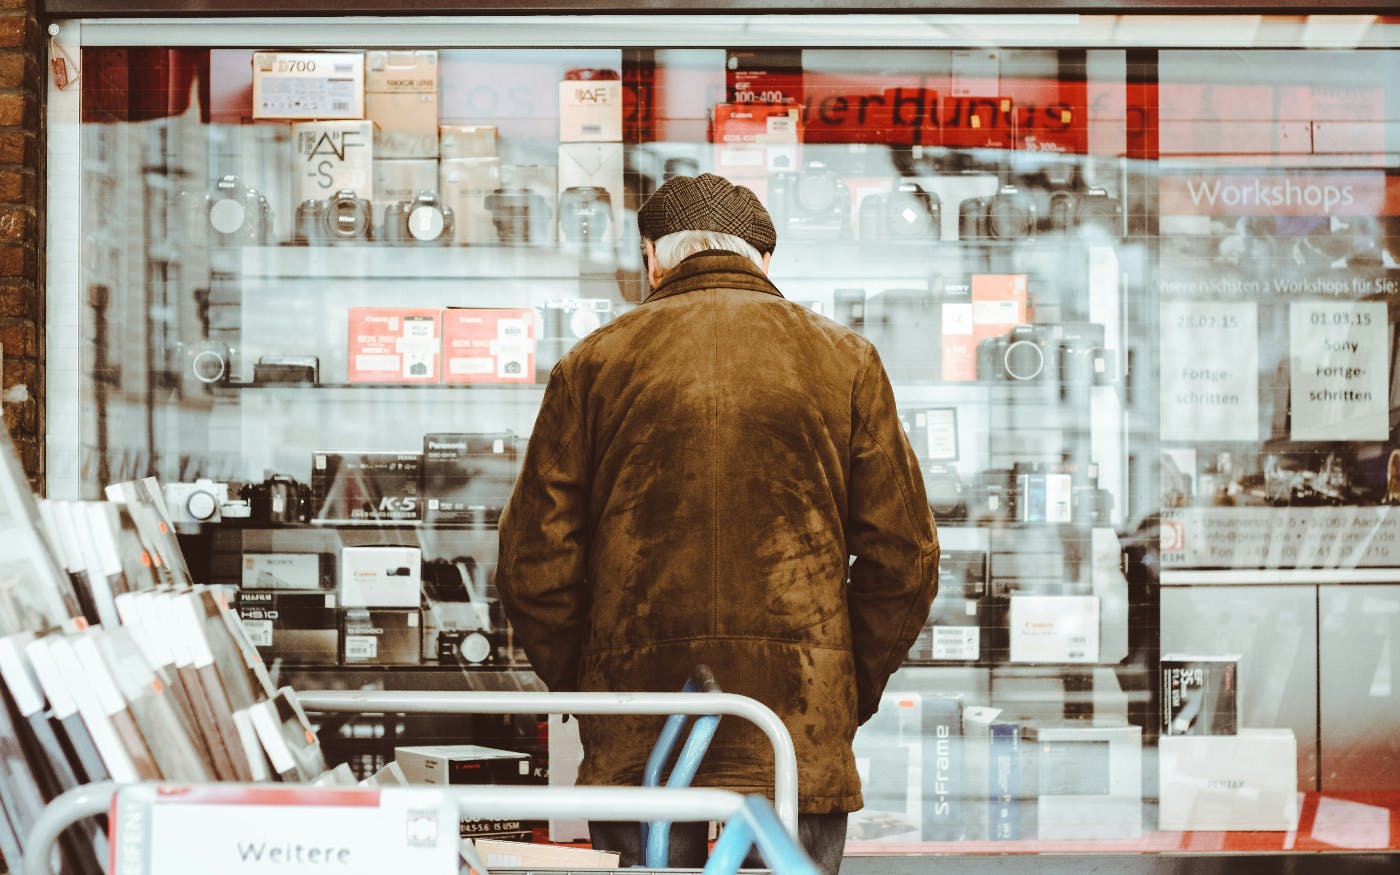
xmin=709 ymin=290 xmax=720 ymax=634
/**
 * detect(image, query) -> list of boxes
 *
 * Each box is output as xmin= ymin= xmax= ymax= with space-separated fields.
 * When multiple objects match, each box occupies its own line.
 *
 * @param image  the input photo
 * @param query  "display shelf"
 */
xmin=214 ymin=381 xmax=547 ymax=397
xmin=209 ymin=243 xmax=620 ymax=280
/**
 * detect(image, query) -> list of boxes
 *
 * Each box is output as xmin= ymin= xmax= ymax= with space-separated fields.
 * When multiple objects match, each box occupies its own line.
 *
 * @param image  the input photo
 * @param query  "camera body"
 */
xmin=768 ymin=160 xmax=851 ymax=240
xmin=859 ymin=182 xmax=941 ymax=241
xmin=1058 ymin=322 xmax=1113 ymax=385
xmin=978 ymin=323 xmax=1059 ymax=382
xmin=175 ymin=339 xmax=233 ymax=390
xmin=379 ymin=192 xmax=455 ymax=245
xmin=558 ymin=185 xmax=614 ymax=243
xmin=240 ymin=475 xmax=312 ymax=525
xmin=1048 ymin=188 xmax=1123 ymax=237
xmin=294 ymin=189 xmax=374 ymax=244
xmin=207 ymin=175 xmax=274 ymax=246
xmin=959 ymin=184 xmax=1036 ymax=241
xmin=163 ymin=479 xmax=232 ymax=525
xmin=486 ymin=187 xmax=552 ymax=245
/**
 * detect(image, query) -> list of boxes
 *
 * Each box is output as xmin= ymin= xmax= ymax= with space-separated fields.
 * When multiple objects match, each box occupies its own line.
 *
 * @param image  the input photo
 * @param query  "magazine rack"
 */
xmin=23 ymin=782 xmax=820 ymax=875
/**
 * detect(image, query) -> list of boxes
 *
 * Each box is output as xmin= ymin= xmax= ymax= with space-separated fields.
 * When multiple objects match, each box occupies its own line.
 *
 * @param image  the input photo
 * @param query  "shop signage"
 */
xmin=1160 ymin=301 xmax=1260 ymax=442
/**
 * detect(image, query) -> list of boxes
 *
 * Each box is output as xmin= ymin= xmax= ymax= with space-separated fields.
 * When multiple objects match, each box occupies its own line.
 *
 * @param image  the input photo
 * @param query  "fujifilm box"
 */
xmin=1162 ymin=653 xmax=1240 ymax=736
xmin=311 ymin=451 xmax=422 ymax=523
xmin=253 ymin=52 xmax=364 ymax=120
xmin=235 ymin=590 xmax=339 ymax=664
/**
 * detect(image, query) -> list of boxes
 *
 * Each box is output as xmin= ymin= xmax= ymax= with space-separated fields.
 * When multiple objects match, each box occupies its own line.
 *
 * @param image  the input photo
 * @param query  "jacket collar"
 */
xmin=644 ymin=250 xmax=785 ymax=304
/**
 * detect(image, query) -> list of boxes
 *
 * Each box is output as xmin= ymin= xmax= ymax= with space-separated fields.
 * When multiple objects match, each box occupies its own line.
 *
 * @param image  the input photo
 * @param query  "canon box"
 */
xmin=396 ymin=744 xmax=536 ymax=841
xmin=311 ymin=451 xmax=422 ymax=523
xmin=441 ymin=308 xmax=535 ymax=384
xmin=1161 ymin=654 xmax=1240 ymax=736
xmin=347 ymin=307 xmax=440 ymax=384
xmin=235 ymin=590 xmax=339 ymax=664
xmin=340 ymin=545 xmax=422 ymax=608
xmin=341 ymin=607 xmax=422 ymax=665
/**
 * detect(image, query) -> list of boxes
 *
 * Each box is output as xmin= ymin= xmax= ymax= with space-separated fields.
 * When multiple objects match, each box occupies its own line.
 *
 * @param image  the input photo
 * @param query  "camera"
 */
xmin=922 ymin=463 xmax=967 ymax=521
xmin=858 ymin=182 xmax=941 ymax=241
xmin=240 ymin=475 xmax=312 ymax=525
xmin=206 ymin=175 xmax=274 ymax=246
xmin=978 ymin=324 xmax=1058 ymax=382
xmin=163 ymin=479 xmax=231 ymax=525
xmin=486 ymin=187 xmax=551 ymax=245
xmin=294 ymin=189 xmax=373 ymax=244
xmin=422 ymin=557 xmax=498 ymax=665
xmin=1057 ymin=322 xmax=1113 ymax=385
xmin=253 ymin=354 xmax=320 ymax=385
xmin=176 ymin=339 xmax=233 ymax=388
xmin=768 ymin=160 xmax=851 ymax=239
xmin=379 ymin=191 xmax=455 ymax=245
xmin=558 ymin=186 xmax=613 ymax=243
xmin=959 ymin=184 xmax=1036 ymax=241
xmin=1048 ymin=188 xmax=1123 ymax=238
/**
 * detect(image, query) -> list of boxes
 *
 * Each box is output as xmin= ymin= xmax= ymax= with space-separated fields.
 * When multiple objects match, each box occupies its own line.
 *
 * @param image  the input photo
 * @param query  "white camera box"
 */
xmin=1158 ymin=729 xmax=1300 ymax=831
xmin=292 ymin=120 xmax=374 ymax=204
xmin=374 ymin=159 xmax=439 ymax=207
xmin=1028 ymin=720 xmax=1142 ymax=840
xmin=1009 ymin=594 xmax=1099 ymax=663
xmin=439 ymin=124 xmax=498 ymax=161
xmin=559 ymin=77 xmax=623 ymax=142
xmin=253 ymin=52 xmax=364 ymax=120
xmin=366 ymin=50 xmax=439 ymax=158
xmin=340 ymin=545 xmax=422 ymax=608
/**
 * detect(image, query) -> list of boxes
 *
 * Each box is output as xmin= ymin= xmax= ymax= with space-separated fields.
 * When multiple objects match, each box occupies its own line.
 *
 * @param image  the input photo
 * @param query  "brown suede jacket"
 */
xmin=496 ymin=250 xmax=939 ymax=814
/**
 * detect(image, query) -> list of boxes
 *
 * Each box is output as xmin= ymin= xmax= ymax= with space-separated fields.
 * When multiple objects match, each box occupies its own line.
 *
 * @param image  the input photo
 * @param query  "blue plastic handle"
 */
xmin=701 ymin=796 xmax=821 ymax=875
xmin=640 ymin=670 xmax=723 ymax=867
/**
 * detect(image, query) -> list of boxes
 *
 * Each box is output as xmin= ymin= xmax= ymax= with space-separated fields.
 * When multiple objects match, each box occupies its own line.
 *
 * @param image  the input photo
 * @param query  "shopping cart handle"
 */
xmin=703 ymin=796 xmax=821 ymax=875
xmin=643 ymin=668 xmax=724 ymax=866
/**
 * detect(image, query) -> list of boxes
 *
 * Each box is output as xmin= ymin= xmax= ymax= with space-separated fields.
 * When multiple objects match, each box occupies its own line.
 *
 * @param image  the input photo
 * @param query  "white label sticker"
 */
xmin=345 ymin=636 xmax=378 ymax=660
xmin=242 ymin=620 xmax=274 ymax=648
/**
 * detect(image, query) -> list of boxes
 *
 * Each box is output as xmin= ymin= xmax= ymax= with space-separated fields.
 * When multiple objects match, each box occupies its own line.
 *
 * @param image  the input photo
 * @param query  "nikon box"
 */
xmin=347 ymin=307 xmax=440 ymax=384
xmin=366 ymin=50 xmax=439 ymax=158
xmin=311 ymin=451 xmax=422 ymax=523
xmin=292 ymin=120 xmax=374 ymax=204
xmin=235 ymin=590 xmax=339 ymax=664
xmin=341 ymin=607 xmax=422 ymax=665
xmin=422 ymin=433 xmax=520 ymax=525
xmin=396 ymin=744 xmax=536 ymax=841
xmin=253 ymin=52 xmax=364 ymax=120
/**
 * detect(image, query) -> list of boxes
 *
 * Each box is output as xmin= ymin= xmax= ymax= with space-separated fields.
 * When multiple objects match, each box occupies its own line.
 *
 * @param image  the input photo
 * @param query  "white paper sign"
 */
xmin=1289 ymin=301 xmax=1388 ymax=441
xmin=114 ymin=785 xmax=458 ymax=875
xmin=1160 ymin=301 xmax=1259 ymax=441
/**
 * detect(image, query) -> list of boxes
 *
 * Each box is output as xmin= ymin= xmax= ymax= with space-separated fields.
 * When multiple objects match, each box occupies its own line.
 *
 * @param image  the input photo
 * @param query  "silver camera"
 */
xmin=162 ymin=479 xmax=231 ymax=525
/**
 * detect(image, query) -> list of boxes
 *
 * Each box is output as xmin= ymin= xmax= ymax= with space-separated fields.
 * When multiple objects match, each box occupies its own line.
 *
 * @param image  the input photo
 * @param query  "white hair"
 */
xmin=650 ymin=229 xmax=765 ymax=273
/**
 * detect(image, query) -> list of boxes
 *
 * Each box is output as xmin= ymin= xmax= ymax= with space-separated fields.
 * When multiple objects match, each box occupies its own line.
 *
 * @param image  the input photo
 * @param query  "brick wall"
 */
xmin=0 ymin=0 xmax=40 ymax=489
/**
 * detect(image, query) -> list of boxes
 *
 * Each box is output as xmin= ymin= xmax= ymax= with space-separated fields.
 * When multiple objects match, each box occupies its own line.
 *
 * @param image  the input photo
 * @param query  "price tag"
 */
xmin=1289 ymin=301 xmax=1388 ymax=441
xmin=1160 ymin=301 xmax=1259 ymax=441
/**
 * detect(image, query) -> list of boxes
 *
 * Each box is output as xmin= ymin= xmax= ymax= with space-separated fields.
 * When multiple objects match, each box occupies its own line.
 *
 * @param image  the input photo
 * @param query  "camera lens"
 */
xmin=795 ymin=171 xmax=839 ymax=214
xmin=191 ymin=347 xmax=227 ymax=383
xmin=1004 ymin=338 xmax=1045 ymax=380
xmin=208 ymin=198 xmax=246 ymax=236
xmin=408 ymin=203 xmax=446 ymax=241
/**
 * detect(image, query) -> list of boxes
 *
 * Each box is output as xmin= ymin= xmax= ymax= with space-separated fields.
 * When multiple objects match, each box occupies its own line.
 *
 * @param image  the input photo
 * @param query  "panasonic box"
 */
xmin=422 ymin=433 xmax=520 ymax=525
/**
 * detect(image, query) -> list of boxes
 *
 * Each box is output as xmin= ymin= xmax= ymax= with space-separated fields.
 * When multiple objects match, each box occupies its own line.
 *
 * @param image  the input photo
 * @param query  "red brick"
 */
xmin=1 ymin=352 xmax=33 ymax=389
xmin=0 ymin=280 xmax=33 ymax=316
xmin=0 ymin=317 xmax=34 ymax=356
xmin=0 ymin=243 xmax=34 ymax=277
xmin=0 ymin=168 xmax=30 ymax=202
xmin=2 ymin=394 xmax=34 ymax=433
xmin=0 ymin=13 xmax=37 ymax=51
xmin=0 ymin=90 xmax=35 ymax=127
xmin=0 ymin=205 xmax=28 ymax=241
xmin=0 ymin=49 xmax=35 ymax=88
xmin=0 ymin=131 xmax=33 ymax=164
xmin=11 ymin=433 xmax=39 ymax=481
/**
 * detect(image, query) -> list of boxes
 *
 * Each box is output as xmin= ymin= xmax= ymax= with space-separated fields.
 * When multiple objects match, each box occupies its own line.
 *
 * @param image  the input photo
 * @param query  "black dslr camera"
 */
xmin=858 ymin=182 xmax=942 ymax=241
xmin=1048 ymin=188 xmax=1123 ymax=238
xmin=486 ymin=187 xmax=551 ymax=245
xmin=959 ymin=184 xmax=1036 ymax=241
xmin=768 ymin=160 xmax=851 ymax=239
xmin=206 ymin=175 xmax=274 ymax=246
xmin=379 ymin=192 xmax=455 ymax=245
xmin=559 ymin=186 xmax=614 ymax=243
xmin=294 ymin=189 xmax=373 ymax=244
xmin=978 ymin=323 xmax=1058 ymax=382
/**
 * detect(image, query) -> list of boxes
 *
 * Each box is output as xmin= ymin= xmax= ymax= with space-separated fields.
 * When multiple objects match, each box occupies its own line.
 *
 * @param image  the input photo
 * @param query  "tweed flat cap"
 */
xmin=637 ymin=173 xmax=777 ymax=254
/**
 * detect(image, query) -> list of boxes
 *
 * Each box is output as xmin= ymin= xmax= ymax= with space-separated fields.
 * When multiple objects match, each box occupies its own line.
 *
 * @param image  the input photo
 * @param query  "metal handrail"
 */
xmin=295 ymin=689 xmax=800 ymax=837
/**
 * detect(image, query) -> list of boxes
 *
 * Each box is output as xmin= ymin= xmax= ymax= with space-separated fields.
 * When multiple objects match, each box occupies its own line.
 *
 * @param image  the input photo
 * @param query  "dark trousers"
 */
xmin=589 ymin=812 xmax=848 ymax=874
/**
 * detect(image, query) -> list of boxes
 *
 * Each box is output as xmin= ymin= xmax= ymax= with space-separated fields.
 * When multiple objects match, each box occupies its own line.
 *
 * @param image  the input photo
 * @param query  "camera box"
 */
xmin=347 ymin=306 xmax=441 ymax=384
xmin=725 ymin=48 xmax=803 ymax=106
xmin=474 ymin=840 xmax=618 ymax=870
xmin=441 ymin=308 xmax=536 ymax=385
xmin=560 ymin=74 xmax=623 ymax=142
xmin=365 ymin=50 xmax=439 ymax=159
xmin=373 ymin=159 xmax=438 ymax=207
xmin=1161 ymin=654 xmax=1240 ymax=736
xmin=340 ymin=545 xmax=422 ymax=608
xmin=341 ymin=607 xmax=422 ymax=665
xmin=1026 ymin=721 xmax=1142 ymax=840
xmin=942 ymin=96 xmax=1015 ymax=151
xmin=943 ymin=273 xmax=1029 ymax=382
xmin=422 ymin=432 xmax=520 ymax=525
xmin=396 ymin=744 xmax=535 ymax=841
xmin=711 ymin=103 xmax=802 ymax=178
xmin=1009 ymin=594 xmax=1099 ymax=663
xmin=240 ymin=552 xmax=331 ymax=590
xmin=1158 ymin=729 xmax=1299 ymax=831
xmin=292 ymin=120 xmax=374 ymax=204
xmin=557 ymin=143 xmax=624 ymax=244
xmin=440 ymin=157 xmax=502 ymax=244
xmin=911 ymin=550 xmax=988 ymax=662
xmin=311 ymin=451 xmax=422 ymax=523
xmin=253 ymin=52 xmax=364 ymax=120
xmin=235 ymin=590 xmax=339 ymax=664
xmin=439 ymin=124 xmax=498 ymax=161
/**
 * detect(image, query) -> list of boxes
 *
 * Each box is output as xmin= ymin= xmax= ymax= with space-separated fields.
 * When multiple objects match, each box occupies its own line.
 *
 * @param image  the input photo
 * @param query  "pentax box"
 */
xmin=559 ymin=71 xmax=623 ymax=142
xmin=347 ymin=307 xmax=440 ymax=383
xmin=441 ymin=307 xmax=536 ymax=385
xmin=1161 ymin=653 xmax=1240 ymax=736
xmin=339 ymin=545 xmax=423 ymax=608
xmin=422 ymin=432 xmax=520 ymax=525
xmin=292 ymin=120 xmax=374 ymax=204
xmin=235 ymin=590 xmax=339 ymax=664
xmin=1158 ymin=729 xmax=1300 ymax=831
xmin=1027 ymin=720 xmax=1142 ymax=840
xmin=341 ymin=607 xmax=422 ymax=665
xmin=711 ymin=103 xmax=802 ymax=179
xmin=253 ymin=52 xmax=364 ymax=120
xmin=311 ymin=451 xmax=422 ymax=524
xmin=365 ymin=50 xmax=439 ymax=159
xmin=240 ymin=552 xmax=332 ymax=591
xmin=1009 ymin=594 xmax=1099 ymax=663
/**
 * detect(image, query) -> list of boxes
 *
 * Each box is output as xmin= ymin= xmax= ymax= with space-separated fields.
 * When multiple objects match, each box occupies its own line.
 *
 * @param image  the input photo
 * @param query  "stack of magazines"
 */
xmin=0 ymin=425 xmax=380 ymax=875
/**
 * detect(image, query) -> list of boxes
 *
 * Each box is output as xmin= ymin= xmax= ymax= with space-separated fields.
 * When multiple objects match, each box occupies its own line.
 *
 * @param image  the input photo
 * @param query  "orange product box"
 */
xmin=441 ymin=307 xmax=536 ymax=384
xmin=711 ymin=103 xmax=802 ymax=177
xmin=347 ymin=307 xmax=441 ymax=383
xmin=940 ymin=273 xmax=1028 ymax=382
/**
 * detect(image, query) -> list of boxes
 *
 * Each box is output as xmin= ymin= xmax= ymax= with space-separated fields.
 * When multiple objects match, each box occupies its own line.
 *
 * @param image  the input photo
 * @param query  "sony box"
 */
xmin=1009 ymin=595 xmax=1099 ymax=663
xmin=311 ymin=451 xmax=422 ymax=524
xmin=347 ymin=306 xmax=440 ymax=383
xmin=441 ymin=307 xmax=535 ymax=385
xmin=1026 ymin=720 xmax=1142 ymax=840
xmin=253 ymin=52 xmax=364 ymax=120
xmin=1158 ymin=729 xmax=1299 ymax=831
xmin=341 ymin=607 xmax=422 ymax=665
xmin=339 ymin=545 xmax=422 ymax=608
xmin=422 ymin=432 xmax=520 ymax=525
xmin=240 ymin=552 xmax=332 ymax=591
xmin=439 ymin=124 xmax=498 ymax=161
xmin=1162 ymin=653 xmax=1240 ymax=736
xmin=397 ymin=744 xmax=535 ymax=841
xmin=235 ymin=590 xmax=339 ymax=665
xmin=374 ymin=159 xmax=439 ymax=207
xmin=366 ymin=50 xmax=439 ymax=158
xmin=440 ymin=157 xmax=502 ymax=244
xmin=292 ymin=120 xmax=374 ymax=204
xmin=560 ymin=74 xmax=623 ymax=142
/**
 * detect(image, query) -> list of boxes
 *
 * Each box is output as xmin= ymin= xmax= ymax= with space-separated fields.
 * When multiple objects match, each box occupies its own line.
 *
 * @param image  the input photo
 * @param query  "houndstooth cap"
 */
xmin=637 ymin=173 xmax=777 ymax=254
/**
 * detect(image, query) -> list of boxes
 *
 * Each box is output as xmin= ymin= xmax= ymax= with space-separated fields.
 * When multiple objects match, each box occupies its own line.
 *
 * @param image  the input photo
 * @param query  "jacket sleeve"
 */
xmin=846 ymin=345 xmax=940 ymax=725
xmin=496 ymin=365 xmax=592 ymax=692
